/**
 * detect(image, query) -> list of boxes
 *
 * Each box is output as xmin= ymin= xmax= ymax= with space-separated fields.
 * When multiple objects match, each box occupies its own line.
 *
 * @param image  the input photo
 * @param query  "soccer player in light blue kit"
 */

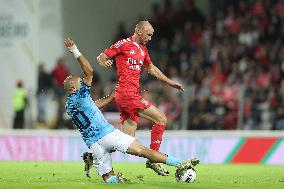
xmin=63 ymin=38 xmax=199 ymax=183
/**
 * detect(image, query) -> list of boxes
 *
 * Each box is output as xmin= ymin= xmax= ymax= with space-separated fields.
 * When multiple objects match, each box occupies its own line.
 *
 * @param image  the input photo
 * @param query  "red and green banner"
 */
xmin=0 ymin=133 xmax=283 ymax=164
xmin=225 ymin=137 xmax=283 ymax=164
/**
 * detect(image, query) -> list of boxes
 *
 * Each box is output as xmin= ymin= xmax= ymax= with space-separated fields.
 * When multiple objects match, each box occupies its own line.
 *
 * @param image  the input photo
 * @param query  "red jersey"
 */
xmin=104 ymin=36 xmax=152 ymax=93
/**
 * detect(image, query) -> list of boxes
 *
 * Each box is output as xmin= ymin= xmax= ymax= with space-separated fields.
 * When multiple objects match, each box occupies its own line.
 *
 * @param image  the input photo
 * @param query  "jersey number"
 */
xmin=73 ymin=111 xmax=91 ymax=130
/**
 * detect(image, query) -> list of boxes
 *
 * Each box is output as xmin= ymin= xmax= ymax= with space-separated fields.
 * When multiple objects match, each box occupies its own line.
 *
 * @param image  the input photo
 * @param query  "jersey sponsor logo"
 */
xmin=127 ymin=57 xmax=143 ymax=71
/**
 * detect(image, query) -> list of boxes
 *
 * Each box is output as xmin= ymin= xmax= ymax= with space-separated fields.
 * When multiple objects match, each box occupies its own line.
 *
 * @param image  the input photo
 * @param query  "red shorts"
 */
xmin=114 ymin=91 xmax=152 ymax=123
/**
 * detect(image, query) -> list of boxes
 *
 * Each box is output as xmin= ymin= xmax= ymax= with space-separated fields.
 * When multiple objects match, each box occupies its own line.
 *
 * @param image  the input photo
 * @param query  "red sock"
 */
xmin=150 ymin=124 xmax=165 ymax=151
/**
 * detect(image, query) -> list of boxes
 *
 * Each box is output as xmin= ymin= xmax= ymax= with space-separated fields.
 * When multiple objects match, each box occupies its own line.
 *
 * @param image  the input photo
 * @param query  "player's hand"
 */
xmin=99 ymin=60 xmax=113 ymax=68
xmin=64 ymin=38 xmax=75 ymax=48
xmin=97 ymin=53 xmax=113 ymax=68
xmin=171 ymin=82 xmax=184 ymax=92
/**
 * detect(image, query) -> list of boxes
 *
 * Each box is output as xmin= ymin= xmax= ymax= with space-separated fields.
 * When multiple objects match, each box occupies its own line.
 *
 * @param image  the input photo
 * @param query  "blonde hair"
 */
xmin=136 ymin=20 xmax=151 ymax=30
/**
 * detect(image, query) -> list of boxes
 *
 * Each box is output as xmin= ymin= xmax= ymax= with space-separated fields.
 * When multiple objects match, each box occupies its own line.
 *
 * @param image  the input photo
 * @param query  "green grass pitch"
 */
xmin=0 ymin=162 xmax=284 ymax=189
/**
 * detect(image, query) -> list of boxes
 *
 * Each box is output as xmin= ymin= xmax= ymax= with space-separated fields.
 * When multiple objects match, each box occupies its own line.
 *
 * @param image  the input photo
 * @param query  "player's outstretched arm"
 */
xmin=95 ymin=92 xmax=115 ymax=108
xmin=145 ymin=64 xmax=184 ymax=91
xmin=97 ymin=53 xmax=113 ymax=68
xmin=64 ymin=38 xmax=93 ymax=86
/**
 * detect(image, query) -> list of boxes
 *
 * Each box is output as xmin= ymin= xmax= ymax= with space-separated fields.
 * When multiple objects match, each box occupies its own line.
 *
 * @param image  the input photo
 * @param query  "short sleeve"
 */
xmin=104 ymin=41 xmax=122 ymax=58
xmin=143 ymin=48 xmax=152 ymax=65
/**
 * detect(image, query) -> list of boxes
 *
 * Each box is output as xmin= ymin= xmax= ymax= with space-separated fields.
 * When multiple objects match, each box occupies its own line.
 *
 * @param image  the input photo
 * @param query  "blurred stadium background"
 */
xmin=1 ymin=0 xmax=284 ymax=168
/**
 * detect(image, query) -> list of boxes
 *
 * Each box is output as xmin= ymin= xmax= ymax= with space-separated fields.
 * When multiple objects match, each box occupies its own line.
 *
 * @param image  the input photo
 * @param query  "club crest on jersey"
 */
xmin=130 ymin=50 xmax=135 ymax=55
xmin=140 ymin=50 xmax=145 ymax=56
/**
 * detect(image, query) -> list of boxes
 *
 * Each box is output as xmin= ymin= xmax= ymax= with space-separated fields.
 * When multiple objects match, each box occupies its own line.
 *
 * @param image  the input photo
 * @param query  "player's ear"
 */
xmin=137 ymin=29 xmax=142 ymax=36
xmin=68 ymin=87 xmax=76 ymax=93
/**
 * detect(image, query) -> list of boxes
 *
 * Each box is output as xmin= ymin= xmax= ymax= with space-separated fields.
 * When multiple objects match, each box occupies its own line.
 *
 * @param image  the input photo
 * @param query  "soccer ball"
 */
xmin=175 ymin=168 xmax=196 ymax=183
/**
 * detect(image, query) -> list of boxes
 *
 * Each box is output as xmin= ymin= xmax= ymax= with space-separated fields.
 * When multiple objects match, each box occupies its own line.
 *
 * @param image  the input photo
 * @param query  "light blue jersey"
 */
xmin=65 ymin=81 xmax=115 ymax=148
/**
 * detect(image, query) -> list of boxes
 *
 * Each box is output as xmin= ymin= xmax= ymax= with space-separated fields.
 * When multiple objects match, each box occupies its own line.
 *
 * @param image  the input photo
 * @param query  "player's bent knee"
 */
xmin=162 ymin=116 xmax=167 ymax=125
xmin=156 ymin=114 xmax=167 ymax=125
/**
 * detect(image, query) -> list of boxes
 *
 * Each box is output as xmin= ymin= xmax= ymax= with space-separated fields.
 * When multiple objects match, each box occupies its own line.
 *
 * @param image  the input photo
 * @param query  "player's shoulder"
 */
xmin=113 ymin=37 xmax=132 ymax=48
xmin=81 ymin=81 xmax=91 ymax=89
xmin=140 ymin=44 xmax=148 ymax=50
xmin=139 ymin=44 xmax=149 ymax=54
xmin=65 ymin=95 xmax=75 ymax=107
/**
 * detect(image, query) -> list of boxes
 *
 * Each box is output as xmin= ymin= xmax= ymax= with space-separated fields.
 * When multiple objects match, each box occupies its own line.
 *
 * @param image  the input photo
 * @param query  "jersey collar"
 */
xmin=130 ymin=36 xmax=143 ymax=51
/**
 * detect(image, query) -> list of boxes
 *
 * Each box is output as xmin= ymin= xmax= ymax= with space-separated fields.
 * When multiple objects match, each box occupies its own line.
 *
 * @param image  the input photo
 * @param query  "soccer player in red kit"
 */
xmin=97 ymin=20 xmax=184 ymax=176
